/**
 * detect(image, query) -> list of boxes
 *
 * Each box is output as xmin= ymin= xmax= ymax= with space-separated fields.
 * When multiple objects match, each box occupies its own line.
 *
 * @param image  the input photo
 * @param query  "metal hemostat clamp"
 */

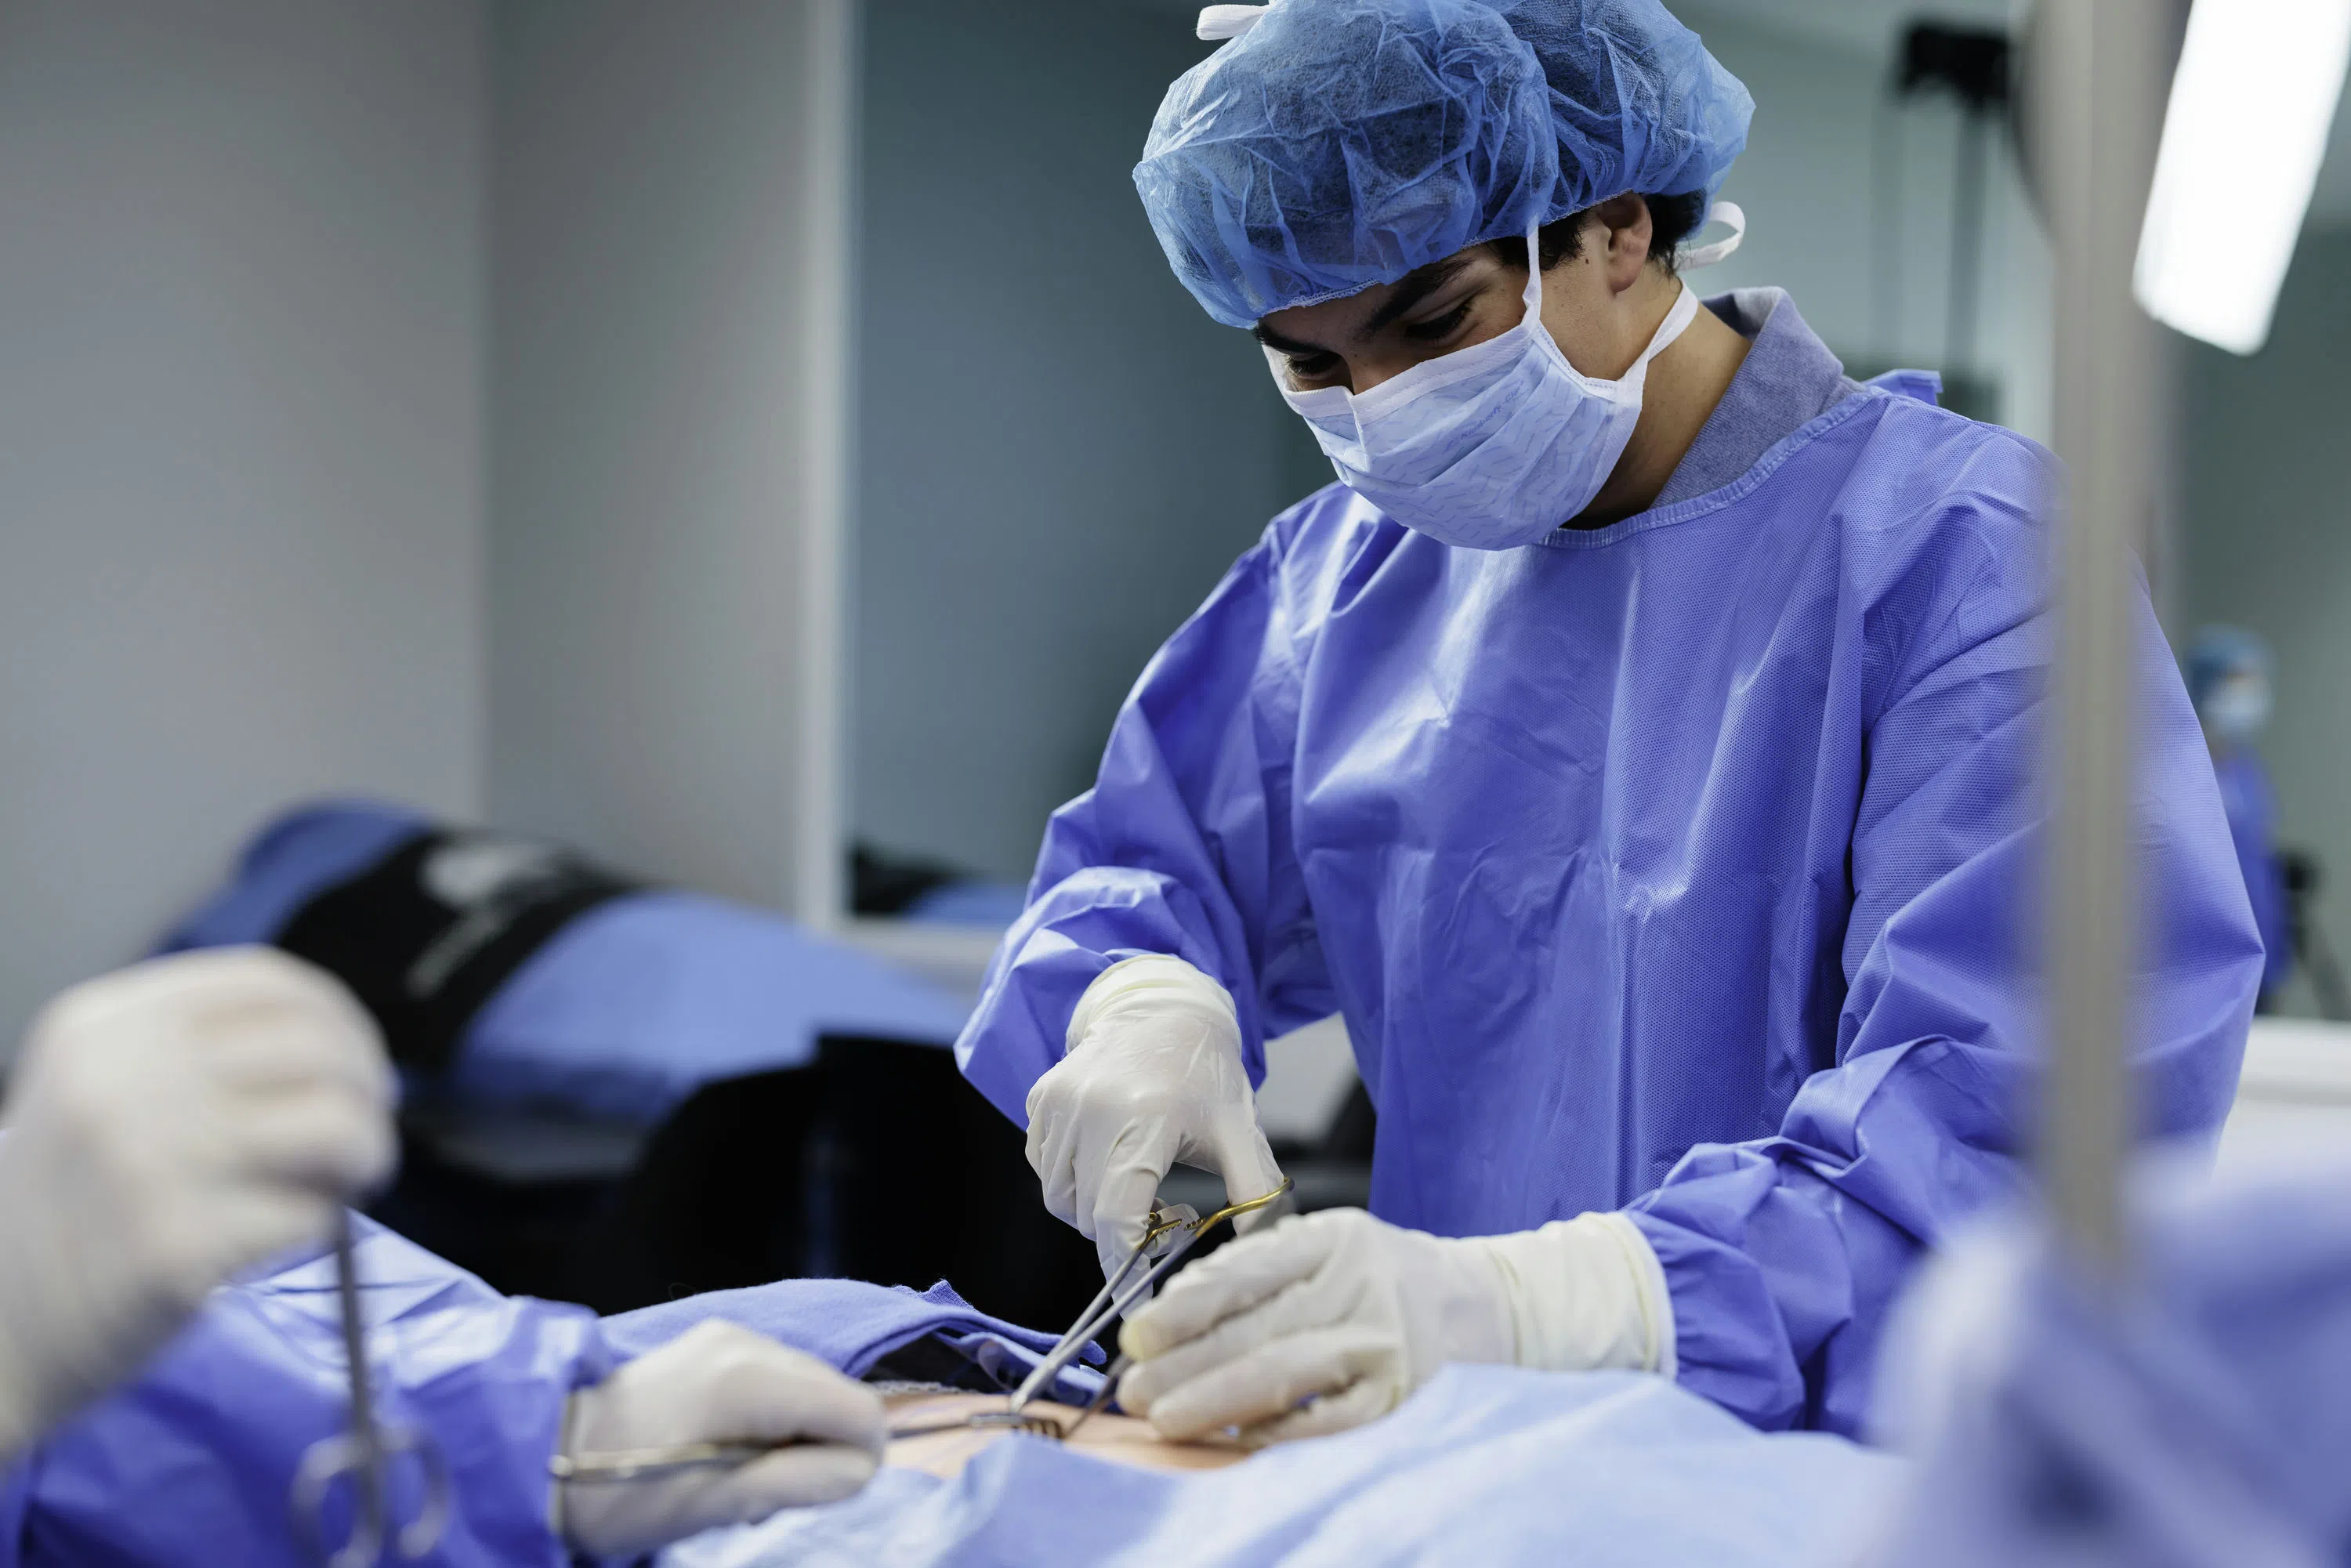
xmin=291 ymin=1215 xmax=451 ymax=1566
xmin=1002 ymin=1176 xmax=1296 ymax=1424
xmin=556 ymin=1179 xmax=1297 ymax=1477
xmin=882 ymin=1407 xmax=1069 ymax=1443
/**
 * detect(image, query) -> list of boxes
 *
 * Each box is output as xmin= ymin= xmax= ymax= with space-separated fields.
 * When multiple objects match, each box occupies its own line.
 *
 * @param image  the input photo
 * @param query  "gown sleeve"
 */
xmin=955 ymin=526 xmax=1332 ymax=1125
xmin=1627 ymin=530 xmax=2265 ymax=1436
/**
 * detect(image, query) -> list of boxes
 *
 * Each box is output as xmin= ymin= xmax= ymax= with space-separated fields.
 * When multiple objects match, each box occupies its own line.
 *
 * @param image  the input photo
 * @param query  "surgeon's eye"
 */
xmin=1284 ymin=352 xmax=1343 ymax=386
xmin=1403 ymin=299 xmax=1475 ymax=345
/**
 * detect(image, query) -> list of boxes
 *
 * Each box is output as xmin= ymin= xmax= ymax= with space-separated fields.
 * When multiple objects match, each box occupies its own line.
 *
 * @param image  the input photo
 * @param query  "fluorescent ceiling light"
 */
xmin=2136 ymin=0 xmax=2351 ymax=355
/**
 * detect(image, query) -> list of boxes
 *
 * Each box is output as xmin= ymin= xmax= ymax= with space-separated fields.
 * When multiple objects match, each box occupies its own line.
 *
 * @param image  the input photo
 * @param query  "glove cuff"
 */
xmin=1066 ymin=955 xmax=1237 ymax=1052
xmin=1474 ymin=1213 xmax=1677 ymax=1378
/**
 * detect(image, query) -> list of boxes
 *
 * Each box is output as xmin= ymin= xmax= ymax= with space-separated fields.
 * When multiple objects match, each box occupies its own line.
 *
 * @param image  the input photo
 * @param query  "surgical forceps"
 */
xmin=1001 ymin=1175 xmax=1295 ymax=1439
xmin=291 ymin=1215 xmax=449 ymax=1566
xmin=561 ymin=1179 xmax=1299 ymax=1476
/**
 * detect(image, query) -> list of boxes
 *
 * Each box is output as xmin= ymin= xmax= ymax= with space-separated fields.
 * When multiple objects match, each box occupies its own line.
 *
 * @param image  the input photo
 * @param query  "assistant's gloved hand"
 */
xmin=1118 ymin=1206 xmax=1675 ymax=1447
xmin=556 ymin=1320 xmax=886 ymax=1559
xmin=1025 ymin=956 xmax=1286 ymax=1281
xmin=0 ymin=947 xmax=397 ymax=1459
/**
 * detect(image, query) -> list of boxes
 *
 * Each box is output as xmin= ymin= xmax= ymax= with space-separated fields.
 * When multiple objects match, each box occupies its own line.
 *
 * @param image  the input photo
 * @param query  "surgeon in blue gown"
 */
xmin=957 ymin=0 xmax=2263 ymax=1443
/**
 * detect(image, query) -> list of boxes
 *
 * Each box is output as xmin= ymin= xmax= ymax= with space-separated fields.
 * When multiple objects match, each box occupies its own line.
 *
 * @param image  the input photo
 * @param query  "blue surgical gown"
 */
xmin=956 ymin=383 xmax=2263 ymax=1435
xmin=2212 ymin=746 xmax=2290 ymax=998
xmin=0 ymin=1230 xmax=1096 ymax=1565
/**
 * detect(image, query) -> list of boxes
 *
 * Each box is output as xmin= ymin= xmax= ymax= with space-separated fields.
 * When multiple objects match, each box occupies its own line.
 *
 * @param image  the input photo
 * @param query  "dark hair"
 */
xmin=1487 ymin=190 xmax=1708 ymax=274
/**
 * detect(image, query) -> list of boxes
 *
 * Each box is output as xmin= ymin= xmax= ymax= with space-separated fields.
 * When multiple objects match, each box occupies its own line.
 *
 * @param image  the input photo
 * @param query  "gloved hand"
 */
xmin=1118 ymin=1206 xmax=1675 ymax=1447
xmin=1025 ymin=956 xmax=1286 ymax=1281
xmin=0 ymin=947 xmax=397 ymax=1458
xmin=556 ymin=1320 xmax=886 ymax=1559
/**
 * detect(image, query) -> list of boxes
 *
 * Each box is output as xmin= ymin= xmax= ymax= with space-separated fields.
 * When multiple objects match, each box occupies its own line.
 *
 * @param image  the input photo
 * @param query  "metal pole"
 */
xmin=2034 ymin=0 xmax=2171 ymax=1277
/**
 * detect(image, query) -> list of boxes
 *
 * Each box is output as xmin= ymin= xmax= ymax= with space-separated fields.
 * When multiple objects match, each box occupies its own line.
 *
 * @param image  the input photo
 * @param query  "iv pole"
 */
xmin=2032 ymin=0 xmax=2174 ymax=1278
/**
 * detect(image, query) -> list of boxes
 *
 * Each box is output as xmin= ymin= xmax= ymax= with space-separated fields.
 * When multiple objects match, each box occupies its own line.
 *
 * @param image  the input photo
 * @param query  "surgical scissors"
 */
xmin=1003 ymin=1175 xmax=1294 ymax=1423
xmin=561 ymin=1178 xmax=1298 ymax=1480
xmin=291 ymin=1215 xmax=449 ymax=1566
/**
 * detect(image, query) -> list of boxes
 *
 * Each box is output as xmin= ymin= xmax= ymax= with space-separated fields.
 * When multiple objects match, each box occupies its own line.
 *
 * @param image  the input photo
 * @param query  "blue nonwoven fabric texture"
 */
xmin=160 ymin=800 xmax=972 ymax=1124
xmin=601 ymin=1278 xmax=1104 ymax=1401
xmin=0 ymin=1240 xmax=1103 ymax=1565
xmin=0 ymin=1219 xmax=607 ymax=1568
xmin=2212 ymin=747 xmax=2291 ymax=997
xmin=1870 ymin=1164 xmax=2351 ymax=1568
xmin=1136 ymin=0 xmax=1753 ymax=325
xmin=661 ymin=1364 xmax=1904 ymax=1568
xmin=956 ymin=370 xmax=2263 ymax=1436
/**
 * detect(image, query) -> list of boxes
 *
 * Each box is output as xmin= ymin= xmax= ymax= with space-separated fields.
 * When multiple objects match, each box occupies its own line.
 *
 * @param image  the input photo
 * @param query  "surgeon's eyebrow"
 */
xmin=1252 ymin=254 xmax=1488 ymax=357
xmin=1355 ymin=255 xmax=1480 ymax=339
xmin=1252 ymin=320 xmax=1328 ymax=357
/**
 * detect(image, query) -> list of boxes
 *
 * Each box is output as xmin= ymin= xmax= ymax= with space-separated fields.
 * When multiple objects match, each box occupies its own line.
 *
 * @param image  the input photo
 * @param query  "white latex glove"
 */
xmin=1025 ymin=956 xmax=1286 ymax=1281
xmin=0 ymin=947 xmax=397 ymax=1459
xmin=1118 ymin=1206 xmax=1675 ymax=1446
xmin=556 ymin=1320 xmax=886 ymax=1559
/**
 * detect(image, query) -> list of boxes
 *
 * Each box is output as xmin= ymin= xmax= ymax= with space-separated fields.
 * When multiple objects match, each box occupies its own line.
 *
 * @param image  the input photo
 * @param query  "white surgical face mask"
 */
xmin=1277 ymin=223 xmax=1701 ymax=550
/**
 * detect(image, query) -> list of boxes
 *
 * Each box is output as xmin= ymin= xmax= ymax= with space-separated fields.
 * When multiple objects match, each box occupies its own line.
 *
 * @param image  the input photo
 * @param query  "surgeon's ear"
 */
xmin=1590 ymin=194 xmax=1657 ymax=298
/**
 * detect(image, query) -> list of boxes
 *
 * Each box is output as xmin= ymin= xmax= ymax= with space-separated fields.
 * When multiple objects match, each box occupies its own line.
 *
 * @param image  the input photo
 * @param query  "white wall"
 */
xmin=2179 ymin=225 xmax=2351 ymax=1016
xmin=0 ymin=0 xmax=487 ymax=1049
xmin=487 ymin=0 xmax=848 ymax=916
xmin=850 ymin=0 xmax=1316 ymax=885
xmin=1673 ymin=2 xmax=2053 ymax=444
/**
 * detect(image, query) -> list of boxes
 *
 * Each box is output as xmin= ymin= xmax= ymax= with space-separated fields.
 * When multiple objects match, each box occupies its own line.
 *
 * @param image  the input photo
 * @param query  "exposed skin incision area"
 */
xmin=882 ymin=1392 xmax=1245 ymax=1479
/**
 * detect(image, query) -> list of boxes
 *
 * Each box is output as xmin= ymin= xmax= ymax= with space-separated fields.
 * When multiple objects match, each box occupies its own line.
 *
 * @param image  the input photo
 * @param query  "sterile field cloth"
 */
xmin=604 ymin=1277 xmax=1103 ymax=1399
xmin=662 ymin=1363 xmax=1906 ymax=1568
xmin=0 ymin=1225 xmax=1100 ymax=1566
xmin=0 ymin=1221 xmax=606 ymax=1567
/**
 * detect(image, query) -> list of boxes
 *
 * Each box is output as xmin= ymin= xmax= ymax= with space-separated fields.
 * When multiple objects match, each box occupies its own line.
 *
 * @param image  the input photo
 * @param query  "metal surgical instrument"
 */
xmin=560 ymin=1178 xmax=1297 ymax=1479
xmin=1003 ymin=1175 xmax=1295 ymax=1423
xmin=291 ymin=1215 xmax=450 ymax=1566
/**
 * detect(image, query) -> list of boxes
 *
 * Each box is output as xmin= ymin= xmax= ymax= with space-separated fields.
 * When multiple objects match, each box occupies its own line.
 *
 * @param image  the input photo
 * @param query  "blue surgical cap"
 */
xmin=1135 ymin=0 xmax=1755 ymax=328
xmin=2186 ymin=625 xmax=2272 ymax=707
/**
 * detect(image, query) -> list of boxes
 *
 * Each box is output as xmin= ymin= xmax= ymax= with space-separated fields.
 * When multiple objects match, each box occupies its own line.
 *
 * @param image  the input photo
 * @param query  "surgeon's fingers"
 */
xmin=1027 ymin=1088 xmax=1084 ymax=1232
xmin=688 ymin=1325 xmax=888 ymax=1452
xmin=1119 ymin=1243 xmax=1359 ymax=1411
xmin=714 ymin=1443 xmax=881 ymax=1515
xmin=1089 ymin=1121 xmax=1183 ymax=1280
xmin=50 ymin=945 xmax=329 ymax=1023
xmin=154 ymin=950 xmax=383 ymax=1066
xmin=201 ymin=1009 xmax=394 ymax=1106
xmin=1233 ymin=1376 xmax=1395 ymax=1449
xmin=1209 ymin=1121 xmax=1286 ymax=1237
xmin=215 ymin=1090 xmax=398 ymax=1197
xmin=1120 ymin=1212 xmax=1340 ymax=1361
xmin=1141 ymin=1324 xmax=1395 ymax=1442
xmin=1023 ymin=1069 xmax=1064 ymax=1182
